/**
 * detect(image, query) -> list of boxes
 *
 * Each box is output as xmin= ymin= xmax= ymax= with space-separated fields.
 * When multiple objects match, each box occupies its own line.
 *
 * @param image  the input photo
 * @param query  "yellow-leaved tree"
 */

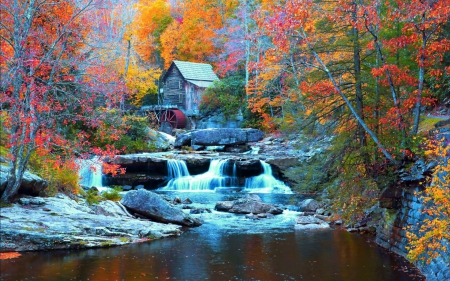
xmin=407 ymin=140 xmax=450 ymax=264
xmin=125 ymin=63 xmax=161 ymax=106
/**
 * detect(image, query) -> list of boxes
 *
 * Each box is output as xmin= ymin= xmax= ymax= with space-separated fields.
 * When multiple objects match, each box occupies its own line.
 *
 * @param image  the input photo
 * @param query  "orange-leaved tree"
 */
xmin=159 ymin=0 xmax=238 ymax=68
xmin=133 ymin=0 xmax=173 ymax=65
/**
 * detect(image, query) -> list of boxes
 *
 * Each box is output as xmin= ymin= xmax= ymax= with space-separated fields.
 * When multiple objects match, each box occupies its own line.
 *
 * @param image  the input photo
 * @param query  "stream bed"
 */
xmin=0 ymin=191 xmax=424 ymax=281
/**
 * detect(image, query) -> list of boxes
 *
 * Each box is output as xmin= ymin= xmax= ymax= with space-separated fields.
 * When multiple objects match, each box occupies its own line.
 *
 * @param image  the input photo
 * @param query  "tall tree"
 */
xmin=133 ymin=0 xmax=173 ymax=65
xmin=159 ymin=0 xmax=238 ymax=67
xmin=0 ymin=0 xmax=127 ymax=202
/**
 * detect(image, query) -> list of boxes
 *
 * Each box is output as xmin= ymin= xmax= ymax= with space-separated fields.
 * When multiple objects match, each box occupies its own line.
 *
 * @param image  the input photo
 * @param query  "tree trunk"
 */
xmin=243 ymin=0 xmax=250 ymax=101
xmin=301 ymin=28 xmax=399 ymax=165
xmin=411 ymin=24 xmax=428 ymax=136
xmin=352 ymin=3 xmax=366 ymax=146
xmin=121 ymin=38 xmax=132 ymax=111
xmin=363 ymin=12 xmax=406 ymax=144
xmin=374 ymin=50 xmax=381 ymax=161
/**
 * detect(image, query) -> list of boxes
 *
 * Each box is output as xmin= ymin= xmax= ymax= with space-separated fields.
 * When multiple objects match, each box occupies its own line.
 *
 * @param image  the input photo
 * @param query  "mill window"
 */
xmin=168 ymin=80 xmax=182 ymax=89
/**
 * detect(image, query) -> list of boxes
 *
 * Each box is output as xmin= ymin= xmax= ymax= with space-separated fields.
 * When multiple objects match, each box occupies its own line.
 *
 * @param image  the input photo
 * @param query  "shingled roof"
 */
xmin=163 ymin=60 xmax=219 ymax=83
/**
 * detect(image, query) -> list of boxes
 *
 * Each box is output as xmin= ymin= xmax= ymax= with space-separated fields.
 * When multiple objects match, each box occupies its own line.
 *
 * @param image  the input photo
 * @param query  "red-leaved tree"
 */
xmin=0 ymin=0 xmax=127 ymax=202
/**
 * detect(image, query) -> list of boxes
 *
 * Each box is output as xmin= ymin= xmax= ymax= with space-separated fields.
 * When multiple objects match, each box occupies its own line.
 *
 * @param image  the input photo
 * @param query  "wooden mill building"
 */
xmin=161 ymin=60 xmax=219 ymax=116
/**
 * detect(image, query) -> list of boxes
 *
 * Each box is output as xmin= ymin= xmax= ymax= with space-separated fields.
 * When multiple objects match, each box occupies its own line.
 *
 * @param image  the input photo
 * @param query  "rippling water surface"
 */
xmin=0 ymin=192 xmax=423 ymax=281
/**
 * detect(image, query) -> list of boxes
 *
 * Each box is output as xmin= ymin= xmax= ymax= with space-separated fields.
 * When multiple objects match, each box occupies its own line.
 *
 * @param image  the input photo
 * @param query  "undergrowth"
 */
xmin=80 ymin=186 xmax=123 ymax=205
xmin=101 ymin=186 xmax=123 ymax=201
xmin=28 ymin=153 xmax=79 ymax=196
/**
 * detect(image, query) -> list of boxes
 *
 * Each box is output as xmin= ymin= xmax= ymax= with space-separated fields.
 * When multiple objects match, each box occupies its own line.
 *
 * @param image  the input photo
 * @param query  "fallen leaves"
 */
xmin=0 ymin=252 xmax=21 ymax=260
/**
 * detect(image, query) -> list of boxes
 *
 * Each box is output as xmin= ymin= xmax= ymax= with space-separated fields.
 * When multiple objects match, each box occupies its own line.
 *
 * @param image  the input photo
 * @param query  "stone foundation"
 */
xmin=376 ymin=186 xmax=449 ymax=281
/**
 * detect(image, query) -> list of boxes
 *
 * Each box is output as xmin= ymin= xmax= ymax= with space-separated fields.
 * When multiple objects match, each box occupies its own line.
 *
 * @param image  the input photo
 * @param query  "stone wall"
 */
xmin=376 ymin=186 xmax=449 ymax=281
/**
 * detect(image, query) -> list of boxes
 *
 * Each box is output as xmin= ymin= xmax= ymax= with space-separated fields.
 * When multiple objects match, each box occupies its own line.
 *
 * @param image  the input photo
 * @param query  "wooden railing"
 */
xmin=140 ymin=104 xmax=178 ymax=111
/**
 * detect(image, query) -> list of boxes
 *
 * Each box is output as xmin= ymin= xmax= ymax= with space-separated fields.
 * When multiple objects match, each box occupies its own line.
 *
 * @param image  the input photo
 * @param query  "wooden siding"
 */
xmin=185 ymin=82 xmax=203 ymax=115
xmin=163 ymin=67 xmax=185 ymax=108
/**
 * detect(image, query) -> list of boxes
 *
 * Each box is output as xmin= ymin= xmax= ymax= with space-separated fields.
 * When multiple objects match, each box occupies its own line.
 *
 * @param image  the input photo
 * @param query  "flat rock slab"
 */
xmin=0 ymin=194 xmax=181 ymax=252
xmin=175 ymin=128 xmax=264 ymax=147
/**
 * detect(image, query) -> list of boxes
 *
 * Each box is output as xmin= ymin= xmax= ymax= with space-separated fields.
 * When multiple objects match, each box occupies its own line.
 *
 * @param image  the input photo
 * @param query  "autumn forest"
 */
xmin=0 ymin=0 xmax=449 ymax=276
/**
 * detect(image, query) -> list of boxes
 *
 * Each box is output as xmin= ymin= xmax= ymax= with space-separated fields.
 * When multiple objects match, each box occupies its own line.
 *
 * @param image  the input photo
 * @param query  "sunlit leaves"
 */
xmin=407 ymin=141 xmax=450 ymax=264
xmin=133 ymin=0 xmax=173 ymax=62
xmin=125 ymin=64 xmax=161 ymax=106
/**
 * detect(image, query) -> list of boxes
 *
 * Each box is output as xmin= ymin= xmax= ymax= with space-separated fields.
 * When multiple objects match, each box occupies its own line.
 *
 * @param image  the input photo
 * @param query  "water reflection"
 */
xmin=1 ymin=230 xmax=422 ymax=281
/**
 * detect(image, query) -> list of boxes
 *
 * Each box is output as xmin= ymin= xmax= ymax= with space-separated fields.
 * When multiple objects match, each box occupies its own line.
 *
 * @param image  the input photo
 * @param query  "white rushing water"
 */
xmin=167 ymin=159 xmax=190 ymax=179
xmin=161 ymin=159 xmax=292 ymax=194
xmin=77 ymin=156 xmax=106 ymax=191
xmin=244 ymin=161 xmax=293 ymax=194
xmin=160 ymin=159 xmax=238 ymax=191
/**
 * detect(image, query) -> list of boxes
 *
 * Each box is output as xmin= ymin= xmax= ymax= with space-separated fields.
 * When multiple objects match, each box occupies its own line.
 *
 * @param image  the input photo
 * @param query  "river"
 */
xmin=0 ymin=191 xmax=423 ymax=281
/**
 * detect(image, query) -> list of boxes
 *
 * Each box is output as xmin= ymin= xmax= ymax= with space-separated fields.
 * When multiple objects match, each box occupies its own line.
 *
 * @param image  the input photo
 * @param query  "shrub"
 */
xmin=101 ymin=186 xmax=123 ymax=201
xmin=240 ymin=108 xmax=266 ymax=130
xmin=285 ymin=155 xmax=331 ymax=194
xmin=92 ymin=114 xmax=158 ymax=154
xmin=0 ymin=112 xmax=7 ymax=148
xmin=85 ymin=188 xmax=101 ymax=205
xmin=28 ymin=153 xmax=79 ymax=196
xmin=199 ymin=75 xmax=246 ymax=120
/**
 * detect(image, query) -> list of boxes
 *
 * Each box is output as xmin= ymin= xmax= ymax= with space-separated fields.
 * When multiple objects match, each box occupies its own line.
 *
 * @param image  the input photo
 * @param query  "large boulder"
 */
xmin=215 ymin=200 xmax=235 ymax=211
xmin=294 ymin=215 xmax=330 ymax=230
xmin=229 ymin=199 xmax=282 ymax=214
xmin=21 ymin=171 xmax=49 ymax=196
xmin=299 ymin=199 xmax=320 ymax=212
xmin=245 ymin=128 xmax=265 ymax=142
xmin=265 ymin=157 xmax=299 ymax=172
xmin=215 ymin=194 xmax=283 ymax=215
xmin=121 ymin=189 xmax=201 ymax=227
xmin=0 ymin=166 xmax=48 ymax=196
xmin=146 ymin=128 xmax=175 ymax=151
xmin=174 ymin=131 xmax=193 ymax=147
xmin=174 ymin=128 xmax=264 ymax=147
xmin=91 ymin=201 xmax=133 ymax=218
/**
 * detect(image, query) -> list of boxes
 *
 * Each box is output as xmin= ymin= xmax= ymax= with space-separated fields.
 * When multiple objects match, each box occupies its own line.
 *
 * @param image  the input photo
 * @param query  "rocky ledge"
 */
xmin=0 ymin=194 xmax=182 ymax=252
xmin=105 ymin=151 xmax=298 ymax=189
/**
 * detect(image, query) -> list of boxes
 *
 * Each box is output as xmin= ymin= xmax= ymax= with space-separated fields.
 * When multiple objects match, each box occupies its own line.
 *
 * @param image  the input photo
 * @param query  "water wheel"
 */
xmin=161 ymin=109 xmax=186 ymax=129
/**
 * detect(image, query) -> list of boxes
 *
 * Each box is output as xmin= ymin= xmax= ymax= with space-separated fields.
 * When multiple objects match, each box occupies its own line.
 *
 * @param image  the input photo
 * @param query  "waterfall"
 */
xmin=244 ymin=161 xmax=293 ymax=194
xmin=160 ymin=159 xmax=291 ymax=194
xmin=160 ymin=159 xmax=238 ymax=191
xmin=78 ymin=156 xmax=105 ymax=190
xmin=167 ymin=159 xmax=190 ymax=179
